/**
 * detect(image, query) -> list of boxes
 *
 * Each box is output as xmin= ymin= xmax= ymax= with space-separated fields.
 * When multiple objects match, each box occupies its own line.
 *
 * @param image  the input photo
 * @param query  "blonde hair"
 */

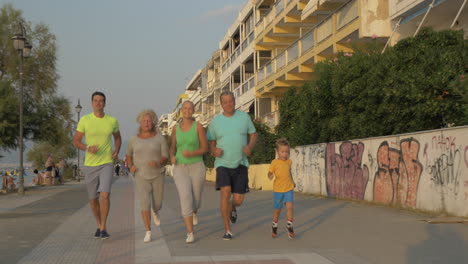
xmin=136 ymin=109 xmax=158 ymax=134
xmin=275 ymin=138 xmax=290 ymax=149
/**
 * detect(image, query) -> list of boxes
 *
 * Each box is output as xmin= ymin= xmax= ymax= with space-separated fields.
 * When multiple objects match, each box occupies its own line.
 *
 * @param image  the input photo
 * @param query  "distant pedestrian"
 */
xmin=268 ymin=138 xmax=295 ymax=239
xmin=44 ymin=154 xmax=54 ymax=182
xmin=170 ymin=101 xmax=208 ymax=243
xmin=73 ymin=91 xmax=122 ymax=240
xmin=126 ymin=109 xmax=168 ymax=243
xmin=2 ymin=172 xmax=7 ymax=190
xmin=114 ymin=164 xmax=121 ymax=176
xmin=32 ymin=169 xmax=40 ymax=186
xmin=207 ymin=91 xmax=257 ymax=240
xmin=57 ymin=159 xmax=65 ymax=184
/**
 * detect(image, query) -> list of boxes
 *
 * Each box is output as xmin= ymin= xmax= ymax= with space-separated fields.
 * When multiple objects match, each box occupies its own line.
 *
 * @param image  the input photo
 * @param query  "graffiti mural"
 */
xmin=373 ymin=138 xmax=423 ymax=208
xmin=325 ymin=141 xmax=369 ymax=199
xmin=291 ymin=127 xmax=467 ymax=217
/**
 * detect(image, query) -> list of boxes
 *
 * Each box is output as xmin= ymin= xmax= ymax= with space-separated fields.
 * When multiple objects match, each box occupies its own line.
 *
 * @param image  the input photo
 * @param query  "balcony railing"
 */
xmin=316 ymin=17 xmax=333 ymax=43
xmin=336 ymin=0 xmax=358 ymax=30
xmin=276 ymin=0 xmax=284 ymax=15
xmin=255 ymin=0 xmax=291 ymax=36
xmin=221 ymin=31 xmax=255 ymax=72
xmin=233 ymin=76 xmax=255 ymax=99
xmin=256 ymin=0 xmax=358 ymax=86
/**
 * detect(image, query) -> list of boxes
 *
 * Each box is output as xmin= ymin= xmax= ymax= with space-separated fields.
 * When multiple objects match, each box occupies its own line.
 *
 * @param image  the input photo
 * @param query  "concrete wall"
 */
xmin=289 ymin=126 xmax=468 ymax=217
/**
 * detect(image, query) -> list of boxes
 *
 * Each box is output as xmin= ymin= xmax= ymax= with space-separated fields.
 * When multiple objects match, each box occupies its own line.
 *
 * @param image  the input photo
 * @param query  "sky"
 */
xmin=1 ymin=0 xmax=246 ymax=161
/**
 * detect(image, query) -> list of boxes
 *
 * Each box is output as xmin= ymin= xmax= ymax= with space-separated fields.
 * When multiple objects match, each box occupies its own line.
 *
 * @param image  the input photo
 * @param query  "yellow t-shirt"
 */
xmin=268 ymin=159 xmax=294 ymax=193
xmin=77 ymin=113 xmax=119 ymax=167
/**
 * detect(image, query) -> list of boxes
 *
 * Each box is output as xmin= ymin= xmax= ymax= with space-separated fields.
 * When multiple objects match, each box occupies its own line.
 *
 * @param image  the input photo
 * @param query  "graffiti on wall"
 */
xmin=325 ymin=142 xmax=369 ymax=199
xmin=292 ymin=145 xmax=325 ymax=193
xmin=422 ymin=136 xmax=463 ymax=195
xmin=373 ymin=138 xmax=423 ymax=208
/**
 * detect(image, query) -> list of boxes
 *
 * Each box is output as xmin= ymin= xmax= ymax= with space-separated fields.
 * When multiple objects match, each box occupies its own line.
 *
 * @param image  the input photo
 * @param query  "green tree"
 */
xmin=0 ymin=80 xmax=19 ymax=149
xmin=0 ymin=4 xmax=73 ymax=152
xmin=249 ymin=120 xmax=278 ymax=164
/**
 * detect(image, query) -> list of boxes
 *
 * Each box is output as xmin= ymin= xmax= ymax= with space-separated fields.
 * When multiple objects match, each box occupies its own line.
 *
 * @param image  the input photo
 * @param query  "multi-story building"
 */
xmin=253 ymin=0 xmax=392 ymax=128
xmin=201 ymin=50 xmax=222 ymax=127
xmin=158 ymin=114 xmax=170 ymax=136
xmin=167 ymin=0 xmax=465 ymax=131
xmin=219 ymin=0 xmax=257 ymax=115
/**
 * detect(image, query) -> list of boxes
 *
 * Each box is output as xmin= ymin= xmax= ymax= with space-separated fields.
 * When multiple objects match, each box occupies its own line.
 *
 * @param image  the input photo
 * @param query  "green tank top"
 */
xmin=176 ymin=122 xmax=203 ymax=164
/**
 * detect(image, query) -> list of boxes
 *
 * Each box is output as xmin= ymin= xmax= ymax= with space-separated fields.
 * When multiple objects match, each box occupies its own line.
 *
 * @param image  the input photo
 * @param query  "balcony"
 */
xmin=221 ymin=31 xmax=255 ymax=75
xmin=233 ymin=76 xmax=256 ymax=110
xmin=255 ymin=0 xmax=360 ymax=97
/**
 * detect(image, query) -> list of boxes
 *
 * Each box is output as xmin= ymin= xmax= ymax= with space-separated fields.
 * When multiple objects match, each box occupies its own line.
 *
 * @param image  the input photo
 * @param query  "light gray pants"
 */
xmin=135 ymin=175 xmax=164 ymax=212
xmin=173 ymin=161 xmax=206 ymax=217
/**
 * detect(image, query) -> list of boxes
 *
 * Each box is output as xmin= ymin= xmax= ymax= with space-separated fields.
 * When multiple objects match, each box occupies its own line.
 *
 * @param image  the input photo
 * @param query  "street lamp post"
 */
xmin=75 ymin=99 xmax=83 ymax=182
xmin=12 ymin=22 xmax=32 ymax=195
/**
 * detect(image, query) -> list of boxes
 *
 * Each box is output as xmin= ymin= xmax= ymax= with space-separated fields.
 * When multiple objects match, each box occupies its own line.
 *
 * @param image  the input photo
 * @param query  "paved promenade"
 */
xmin=1 ymin=176 xmax=467 ymax=264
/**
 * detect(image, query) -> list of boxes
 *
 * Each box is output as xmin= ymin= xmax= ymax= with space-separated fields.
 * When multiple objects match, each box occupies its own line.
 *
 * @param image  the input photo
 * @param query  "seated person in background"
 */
xmin=7 ymin=175 xmax=16 ymax=190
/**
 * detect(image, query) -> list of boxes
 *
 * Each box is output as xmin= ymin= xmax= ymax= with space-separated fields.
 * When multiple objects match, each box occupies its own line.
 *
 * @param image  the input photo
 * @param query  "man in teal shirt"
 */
xmin=207 ymin=91 xmax=257 ymax=240
xmin=73 ymin=91 xmax=121 ymax=240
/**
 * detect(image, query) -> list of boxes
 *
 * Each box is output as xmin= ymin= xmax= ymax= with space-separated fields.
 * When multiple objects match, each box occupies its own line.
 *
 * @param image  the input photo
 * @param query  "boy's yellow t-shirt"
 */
xmin=268 ymin=159 xmax=294 ymax=193
xmin=77 ymin=113 xmax=119 ymax=167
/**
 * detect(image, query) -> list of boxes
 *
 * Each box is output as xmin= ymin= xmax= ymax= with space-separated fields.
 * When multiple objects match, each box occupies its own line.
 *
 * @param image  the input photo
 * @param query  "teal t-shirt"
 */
xmin=206 ymin=110 xmax=256 ymax=168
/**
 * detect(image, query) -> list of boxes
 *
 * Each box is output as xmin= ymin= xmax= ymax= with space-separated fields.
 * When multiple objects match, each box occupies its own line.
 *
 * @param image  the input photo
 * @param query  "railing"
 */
xmin=255 ymin=0 xmax=358 ymax=86
xmin=316 ymin=17 xmax=333 ymax=43
xmin=287 ymin=42 xmax=299 ymax=62
xmin=233 ymin=76 xmax=255 ymax=99
xmin=276 ymin=0 xmax=284 ymax=15
xmin=255 ymin=0 xmax=290 ymax=37
xmin=277 ymin=51 xmax=286 ymax=69
xmin=302 ymin=30 xmax=315 ymax=51
xmin=336 ymin=0 xmax=358 ymax=29
xmin=221 ymin=31 xmax=255 ymax=72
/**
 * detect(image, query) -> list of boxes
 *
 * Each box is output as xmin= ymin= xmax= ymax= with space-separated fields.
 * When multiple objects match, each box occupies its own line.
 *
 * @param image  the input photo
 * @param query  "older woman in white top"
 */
xmin=126 ymin=109 xmax=168 ymax=243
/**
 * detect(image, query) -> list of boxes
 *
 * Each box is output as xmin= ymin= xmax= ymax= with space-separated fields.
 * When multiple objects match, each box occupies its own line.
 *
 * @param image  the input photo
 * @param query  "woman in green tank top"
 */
xmin=170 ymin=101 xmax=208 ymax=243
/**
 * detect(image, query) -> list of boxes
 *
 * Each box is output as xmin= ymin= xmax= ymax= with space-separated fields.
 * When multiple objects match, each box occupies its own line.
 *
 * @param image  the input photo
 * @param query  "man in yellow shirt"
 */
xmin=73 ymin=91 xmax=121 ymax=240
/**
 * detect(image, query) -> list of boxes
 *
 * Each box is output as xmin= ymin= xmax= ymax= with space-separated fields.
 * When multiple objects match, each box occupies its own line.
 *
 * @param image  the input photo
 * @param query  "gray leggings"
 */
xmin=173 ymin=161 xmax=206 ymax=217
xmin=135 ymin=175 xmax=164 ymax=212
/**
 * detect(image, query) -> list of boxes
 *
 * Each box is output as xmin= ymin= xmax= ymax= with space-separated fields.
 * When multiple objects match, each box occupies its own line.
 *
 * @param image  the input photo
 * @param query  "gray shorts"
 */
xmin=83 ymin=163 xmax=114 ymax=200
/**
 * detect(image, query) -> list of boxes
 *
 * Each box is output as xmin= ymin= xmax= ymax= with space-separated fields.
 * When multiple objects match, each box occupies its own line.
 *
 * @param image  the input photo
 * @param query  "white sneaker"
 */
xmin=152 ymin=209 xmax=161 ymax=226
xmin=143 ymin=231 xmax=151 ymax=243
xmin=193 ymin=213 xmax=198 ymax=226
xmin=186 ymin=232 xmax=194 ymax=243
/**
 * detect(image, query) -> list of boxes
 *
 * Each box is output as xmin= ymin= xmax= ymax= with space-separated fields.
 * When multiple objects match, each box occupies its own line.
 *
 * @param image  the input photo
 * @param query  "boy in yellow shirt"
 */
xmin=268 ymin=138 xmax=295 ymax=239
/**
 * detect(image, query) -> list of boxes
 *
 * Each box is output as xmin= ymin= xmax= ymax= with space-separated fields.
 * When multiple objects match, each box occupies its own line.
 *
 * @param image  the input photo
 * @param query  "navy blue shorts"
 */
xmin=216 ymin=165 xmax=249 ymax=194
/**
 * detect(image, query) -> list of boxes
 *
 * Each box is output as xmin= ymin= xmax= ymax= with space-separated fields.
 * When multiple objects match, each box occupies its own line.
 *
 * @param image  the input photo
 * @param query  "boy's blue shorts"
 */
xmin=273 ymin=190 xmax=294 ymax=209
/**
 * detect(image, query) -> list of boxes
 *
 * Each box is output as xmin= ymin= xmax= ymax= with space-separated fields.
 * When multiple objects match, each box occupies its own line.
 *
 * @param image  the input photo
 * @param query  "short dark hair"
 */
xmin=91 ymin=91 xmax=106 ymax=102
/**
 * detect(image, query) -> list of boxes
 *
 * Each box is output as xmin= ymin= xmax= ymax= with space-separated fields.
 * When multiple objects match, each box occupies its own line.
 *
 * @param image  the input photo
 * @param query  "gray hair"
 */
xmin=136 ymin=109 xmax=158 ymax=134
xmin=219 ymin=91 xmax=235 ymax=103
